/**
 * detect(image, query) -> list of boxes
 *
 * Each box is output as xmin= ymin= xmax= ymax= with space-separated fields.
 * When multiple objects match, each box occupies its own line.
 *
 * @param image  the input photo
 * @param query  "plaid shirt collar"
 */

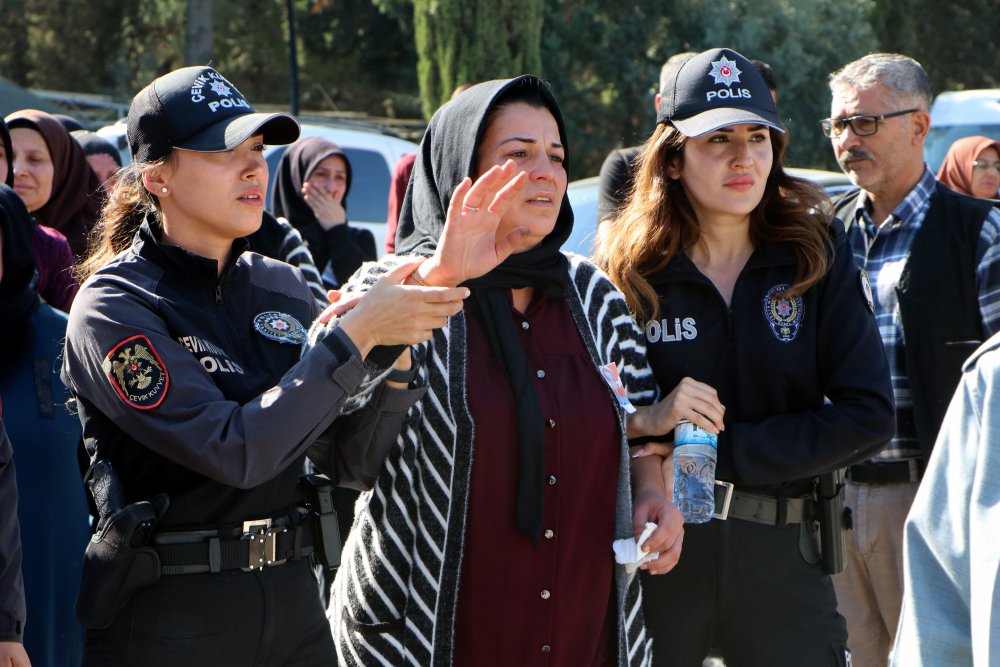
xmin=852 ymin=165 xmax=937 ymax=230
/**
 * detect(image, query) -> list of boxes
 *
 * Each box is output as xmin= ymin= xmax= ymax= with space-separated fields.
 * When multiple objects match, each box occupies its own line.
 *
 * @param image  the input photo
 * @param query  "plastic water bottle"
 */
xmin=672 ymin=420 xmax=718 ymax=524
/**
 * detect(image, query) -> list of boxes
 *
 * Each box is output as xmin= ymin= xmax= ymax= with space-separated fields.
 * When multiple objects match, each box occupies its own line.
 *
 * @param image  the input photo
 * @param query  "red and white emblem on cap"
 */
xmin=708 ymin=56 xmax=742 ymax=87
xmin=210 ymin=81 xmax=232 ymax=97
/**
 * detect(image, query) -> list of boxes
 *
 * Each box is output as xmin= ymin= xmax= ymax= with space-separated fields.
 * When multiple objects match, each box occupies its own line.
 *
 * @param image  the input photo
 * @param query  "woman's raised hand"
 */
xmin=336 ymin=259 xmax=470 ymax=357
xmin=302 ymin=182 xmax=347 ymax=230
xmin=417 ymin=159 xmax=529 ymax=286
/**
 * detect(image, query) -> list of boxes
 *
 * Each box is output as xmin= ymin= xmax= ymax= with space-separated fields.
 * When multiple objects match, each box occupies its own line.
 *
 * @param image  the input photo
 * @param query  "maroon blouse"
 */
xmin=452 ymin=291 xmax=620 ymax=667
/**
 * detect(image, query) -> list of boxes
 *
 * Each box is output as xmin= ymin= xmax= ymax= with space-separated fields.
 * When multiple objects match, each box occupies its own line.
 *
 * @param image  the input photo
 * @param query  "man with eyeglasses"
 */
xmin=823 ymin=52 xmax=1000 ymax=667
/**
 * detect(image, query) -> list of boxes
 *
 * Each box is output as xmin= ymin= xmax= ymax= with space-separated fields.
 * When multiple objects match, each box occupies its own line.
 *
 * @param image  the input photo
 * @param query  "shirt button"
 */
xmin=548 ymin=475 xmax=557 ymax=486
xmin=536 ymin=370 xmax=545 ymax=378
xmin=544 ymin=529 xmax=554 ymax=539
xmin=521 ymin=321 xmax=530 ymax=330
xmin=541 ymin=645 xmax=551 ymax=653
xmin=547 ymin=419 xmax=556 ymax=428
xmin=540 ymin=589 xmax=551 ymax=600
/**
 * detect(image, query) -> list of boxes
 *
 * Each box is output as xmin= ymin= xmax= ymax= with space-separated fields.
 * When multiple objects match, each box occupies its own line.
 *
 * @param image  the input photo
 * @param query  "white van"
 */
xmin=925 ymin=89 xmax=1000 ymax=172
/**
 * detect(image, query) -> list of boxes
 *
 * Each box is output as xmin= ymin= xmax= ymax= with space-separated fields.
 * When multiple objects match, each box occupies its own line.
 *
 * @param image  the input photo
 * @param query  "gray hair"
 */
xmin=659 ymin=52 xmax=697 ymax=93
xmin=829 ymin=53 xmax=933 ymax=110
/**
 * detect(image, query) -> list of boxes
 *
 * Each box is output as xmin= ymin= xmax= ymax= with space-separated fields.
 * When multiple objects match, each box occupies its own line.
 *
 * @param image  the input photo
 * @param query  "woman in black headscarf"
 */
xmin=272 ymin=137 xmax=376 ymax=287
xmin=0 ymin=117 xmax=77 ymax=311
xmin=311 ymin=75 xmax=683 ymax=666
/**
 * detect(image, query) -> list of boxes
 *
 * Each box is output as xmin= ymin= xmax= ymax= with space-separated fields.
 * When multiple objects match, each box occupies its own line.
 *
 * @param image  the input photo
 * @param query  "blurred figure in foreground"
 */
xmin=892 ymin=333 xmax=1000 ymax=666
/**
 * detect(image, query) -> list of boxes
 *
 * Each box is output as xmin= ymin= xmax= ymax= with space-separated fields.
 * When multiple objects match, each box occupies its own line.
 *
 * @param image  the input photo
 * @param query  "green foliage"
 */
xmin=896 ymin=0 xmax=1000 ymax=92
xmin=4 ymin=0 xmax=995 ymax=173
xmin=415 ymin=0 xmax=543 ymax=118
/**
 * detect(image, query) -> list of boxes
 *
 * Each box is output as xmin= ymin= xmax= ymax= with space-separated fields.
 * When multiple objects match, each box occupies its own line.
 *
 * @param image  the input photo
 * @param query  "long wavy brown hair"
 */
xmin=593 ymin=124 xmax=833 ymax=324
xmin=76 ymin=157 xmax=169 ymax=282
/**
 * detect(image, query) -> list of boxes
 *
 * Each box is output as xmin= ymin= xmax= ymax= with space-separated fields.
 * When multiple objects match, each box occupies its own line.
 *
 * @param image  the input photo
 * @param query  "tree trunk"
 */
xmin=185 ymin=0 xmax=215 ymax=66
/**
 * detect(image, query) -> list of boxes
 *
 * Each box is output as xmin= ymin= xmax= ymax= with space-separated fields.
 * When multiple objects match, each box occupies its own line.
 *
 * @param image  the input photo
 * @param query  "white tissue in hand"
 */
xmin=613 ymin=522 xmax=659 ymax=570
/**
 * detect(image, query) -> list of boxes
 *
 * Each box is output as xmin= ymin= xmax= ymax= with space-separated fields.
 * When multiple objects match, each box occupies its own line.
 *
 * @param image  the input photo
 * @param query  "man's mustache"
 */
xmin=838 ymin=148 xmax=875 ymax=168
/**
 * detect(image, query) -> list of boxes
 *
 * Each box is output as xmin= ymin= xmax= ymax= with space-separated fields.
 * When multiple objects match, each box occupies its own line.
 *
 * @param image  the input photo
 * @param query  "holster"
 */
xmin=299 ymin=474 xmax=342 ymax=569
xmin=75 ymin=491 xmax=169 ymax=629
xmin=816 ymin=469 xmax=847 ymax=575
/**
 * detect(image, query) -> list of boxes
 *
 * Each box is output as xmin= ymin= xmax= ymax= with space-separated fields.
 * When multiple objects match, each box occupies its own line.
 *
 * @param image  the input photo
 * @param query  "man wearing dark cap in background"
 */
xmin=824 ymin=52 xmax=1000 ymax=667
xmin=596 ymin=52 xmax=696 ymax=224
xmin=72 ymin=131 xmax=122 ymax=193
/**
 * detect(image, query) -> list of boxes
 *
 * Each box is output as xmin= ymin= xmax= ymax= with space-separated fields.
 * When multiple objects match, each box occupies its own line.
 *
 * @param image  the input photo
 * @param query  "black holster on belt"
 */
xmin=816 ymin=468 xmax=847 ymax=575
xmin=75 ymin=460 xmax=169 ymax=629
xmin=299 ymin=473 xmax=341 ymax=569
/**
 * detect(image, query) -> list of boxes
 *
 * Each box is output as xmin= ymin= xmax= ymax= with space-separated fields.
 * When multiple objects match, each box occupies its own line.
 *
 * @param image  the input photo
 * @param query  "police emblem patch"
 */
xmin=858 ymin=269 xmax=874 ymax=314
xmin=102 ymin=335 xmax=169 ymax=409
xmin=253 ymin=311 xmax=306 ymax=345
xmin=763 ymin=284 xmax=804 ymax=343
xmin=708 ymin=56 xmax=742 ymax=87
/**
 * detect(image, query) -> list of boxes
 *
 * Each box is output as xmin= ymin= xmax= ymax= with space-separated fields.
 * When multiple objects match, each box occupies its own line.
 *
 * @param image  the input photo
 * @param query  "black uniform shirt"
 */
xmin=644 ymin=225 xmax=895 ymax=494
xmin=62 ymin=220 xmax=403 ymax=530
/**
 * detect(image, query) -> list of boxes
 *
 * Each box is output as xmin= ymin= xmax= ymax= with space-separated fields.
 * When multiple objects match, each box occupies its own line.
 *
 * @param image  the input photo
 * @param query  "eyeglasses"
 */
xmin=972 ymin=159 xmax=1000 ymax=174
xmin=819 ymin=109 xmax=919 ymax=138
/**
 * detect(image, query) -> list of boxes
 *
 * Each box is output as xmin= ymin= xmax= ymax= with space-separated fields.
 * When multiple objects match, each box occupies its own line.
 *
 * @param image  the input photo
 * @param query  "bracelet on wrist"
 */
xmin=409 ymin=269 xmax=430 ymax=287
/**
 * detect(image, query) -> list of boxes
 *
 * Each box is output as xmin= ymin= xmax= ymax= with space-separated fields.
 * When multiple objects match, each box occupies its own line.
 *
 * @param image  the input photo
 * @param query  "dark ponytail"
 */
xmin=77 ymin=158 xmax=167 ymax=282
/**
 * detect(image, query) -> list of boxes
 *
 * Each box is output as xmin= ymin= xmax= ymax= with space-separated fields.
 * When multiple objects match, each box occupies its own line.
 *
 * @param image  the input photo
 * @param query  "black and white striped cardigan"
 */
xmin=308 ymin=253 xmax=658 ymax=667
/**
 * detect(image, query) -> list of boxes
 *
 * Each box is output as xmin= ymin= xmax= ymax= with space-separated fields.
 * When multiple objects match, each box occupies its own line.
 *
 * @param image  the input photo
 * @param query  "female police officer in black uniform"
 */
xmin=61 ymin=66 xmax=470 ymax=666
xmin=595 ymin=49 xmax=896 ymax=667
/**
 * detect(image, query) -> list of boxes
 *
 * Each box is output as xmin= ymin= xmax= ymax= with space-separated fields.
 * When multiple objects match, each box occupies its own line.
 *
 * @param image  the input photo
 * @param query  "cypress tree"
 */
xmin=415 ymin=0 xmax=542 ymax=119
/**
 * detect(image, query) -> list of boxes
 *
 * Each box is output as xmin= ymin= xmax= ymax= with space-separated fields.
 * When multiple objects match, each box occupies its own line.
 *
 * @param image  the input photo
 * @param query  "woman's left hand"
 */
xmin=632 ymin=492 xmax=684 ymax=575
xmin=316 ymin=289 xmax=361 ymax=325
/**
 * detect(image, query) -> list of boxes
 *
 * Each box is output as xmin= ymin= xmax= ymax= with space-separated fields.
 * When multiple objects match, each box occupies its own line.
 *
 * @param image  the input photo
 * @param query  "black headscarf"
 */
xmin=272 ymin=136 xmax=353 ymax=227
xmin=0 ymin=120 xmax=13 ymax=187
xmin=397 ymin=75 xmax=574 ymax=544
xmin=0 ymin=183 xmax=39 ymax=376
xmin=72 ymin=131 xmax=123 ymax=168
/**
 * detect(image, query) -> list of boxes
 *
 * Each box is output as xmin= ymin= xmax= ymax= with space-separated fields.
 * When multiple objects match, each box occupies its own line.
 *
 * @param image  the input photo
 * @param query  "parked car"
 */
xmin=96 ymin=119 xmax=419 ymax=255
xmin=925 ymin=89 xmax=1000 ymax=173
xmin=562 ymin=167 xmax=854 ymax=257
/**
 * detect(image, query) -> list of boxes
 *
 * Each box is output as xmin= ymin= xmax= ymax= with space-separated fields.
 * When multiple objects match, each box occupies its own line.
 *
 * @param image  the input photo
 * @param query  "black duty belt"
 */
xmin=712 ymin=482 xmax=815 ymax=527
xmin=152 ymin=512 xmax=314 ymax=575
xmin=847 ymin=459 xmax=922 ymax=485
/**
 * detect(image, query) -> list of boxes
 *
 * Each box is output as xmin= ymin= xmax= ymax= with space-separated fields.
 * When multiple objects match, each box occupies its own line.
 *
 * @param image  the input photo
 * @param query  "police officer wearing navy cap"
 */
xmin=61 ymin=66 xmax=472 ymax=665
xmin=595 ymin=48 xmax=896 ymax=666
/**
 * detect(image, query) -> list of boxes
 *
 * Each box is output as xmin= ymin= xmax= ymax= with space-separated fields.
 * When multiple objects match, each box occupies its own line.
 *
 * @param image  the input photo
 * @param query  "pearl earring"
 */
xmin=161 ymin=187 xmax=168 ymax=194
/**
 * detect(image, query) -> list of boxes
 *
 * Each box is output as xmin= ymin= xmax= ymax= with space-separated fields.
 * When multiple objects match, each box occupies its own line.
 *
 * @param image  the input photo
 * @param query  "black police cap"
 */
xmin=656 ymin=48 xmax=784 ymax=138
xmin=127 ymin=66 xmax=299 ymax=163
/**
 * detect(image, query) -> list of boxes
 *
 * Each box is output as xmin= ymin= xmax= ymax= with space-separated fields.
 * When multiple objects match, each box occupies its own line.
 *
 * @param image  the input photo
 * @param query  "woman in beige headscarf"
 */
xmin=937 ymin=135 xmax=1000 ymax=200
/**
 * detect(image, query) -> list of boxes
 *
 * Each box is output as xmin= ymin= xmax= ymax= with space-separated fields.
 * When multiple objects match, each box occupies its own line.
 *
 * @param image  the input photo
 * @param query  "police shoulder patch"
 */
xmin=102 ymin=335 xmax=169 ymax=409
xmin=253 ymin=311 xmax=306 ymax=345
xmin=858 ymin=269 xmax=874 ymax=314
xmin=763 ymin=283 xmax=804 ymax=343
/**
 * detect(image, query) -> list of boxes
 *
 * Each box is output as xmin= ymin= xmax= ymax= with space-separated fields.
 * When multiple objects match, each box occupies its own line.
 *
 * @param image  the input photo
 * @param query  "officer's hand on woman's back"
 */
xmin=335 ymin=259 xmax=470 ymax=357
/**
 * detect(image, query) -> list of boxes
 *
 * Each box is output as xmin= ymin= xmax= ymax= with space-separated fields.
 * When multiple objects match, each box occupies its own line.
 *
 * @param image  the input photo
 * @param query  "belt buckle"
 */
xmin=712 ymin=481 xmax=734 ymax=521
xmin=242 ymin=518 xmax=287 ymax=571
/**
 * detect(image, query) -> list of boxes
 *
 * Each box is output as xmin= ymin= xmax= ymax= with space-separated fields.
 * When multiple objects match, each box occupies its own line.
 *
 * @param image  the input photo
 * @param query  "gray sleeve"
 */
xmin=62 ymin=280 xmax=367 ymax=490
xmin=0 ymin=421 xmax=25 ymax=643
xmin=307 ymin=381 xmax=427 ymax=491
